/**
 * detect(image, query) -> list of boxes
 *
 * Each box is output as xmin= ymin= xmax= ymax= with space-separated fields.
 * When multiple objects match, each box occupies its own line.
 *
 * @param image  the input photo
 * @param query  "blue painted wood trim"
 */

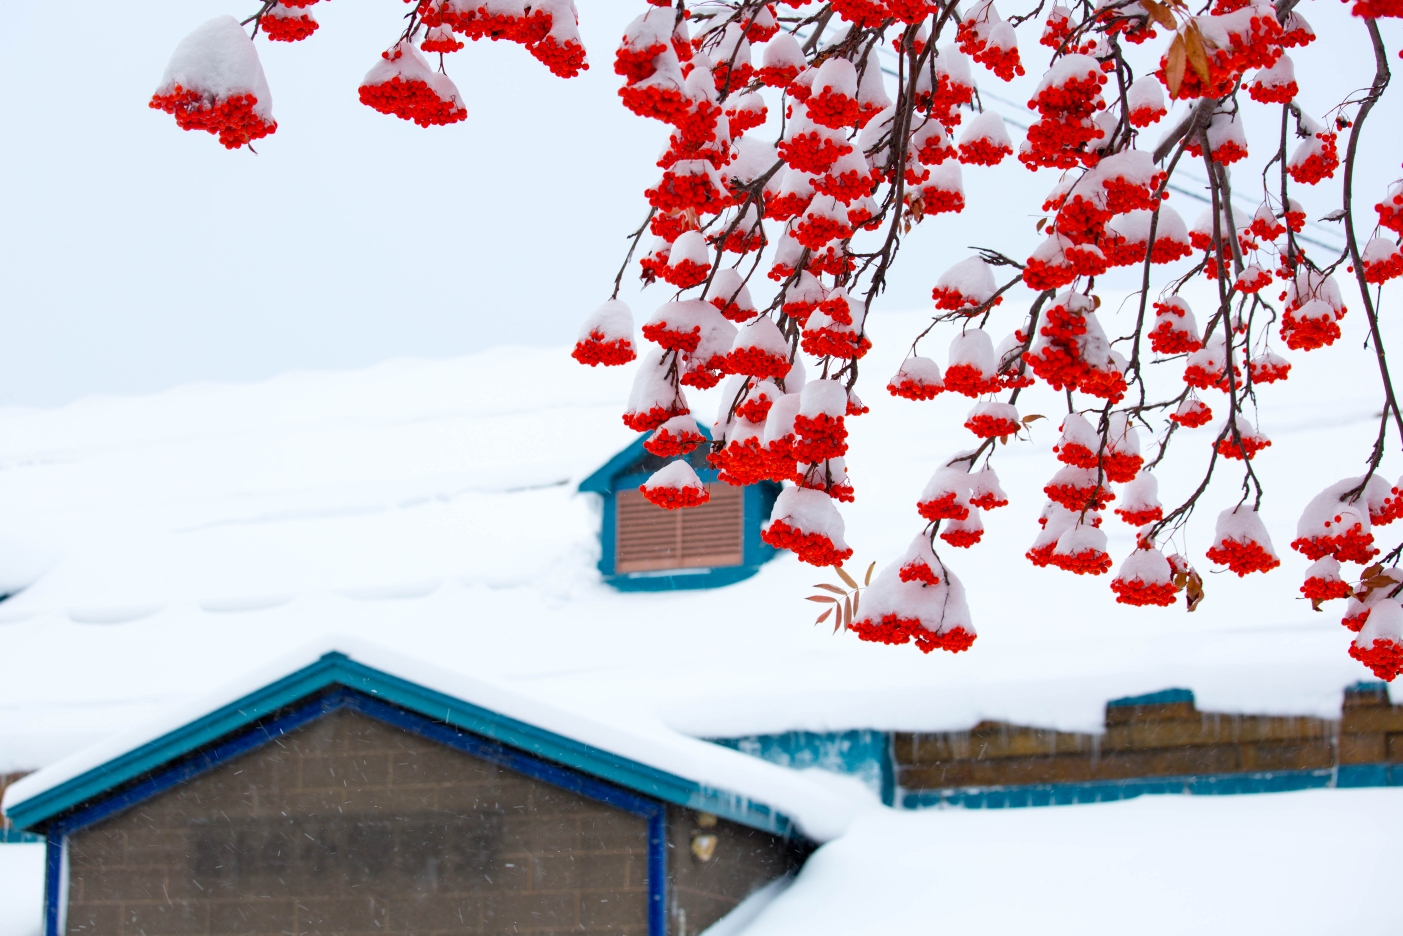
xmin=43 ymin=831 xmax=60 ymax=936
xmin=711 ymin=729 xmax=893 ymax=806
xmin=1107 ymin=687 xmax=1194 ymax=707
xmin=40 ymin=689 xmax=672 ymax=936
xmin=607 ymin=565 xmax=766 ymax=592
xmin=1337 ymin=762 xmax=1403 ymax=787
xmin=743 ymin=481 xmax=781 ymax=567
xmin=898 ymin=766 xmax=1381 ymax=809
xmin=8 ymin=653 xmax=795 ymax=842
xmin=0 ymin=828 xmax=42 ymax=843
xmin=648 ymin=809 xmax=667 ymax=936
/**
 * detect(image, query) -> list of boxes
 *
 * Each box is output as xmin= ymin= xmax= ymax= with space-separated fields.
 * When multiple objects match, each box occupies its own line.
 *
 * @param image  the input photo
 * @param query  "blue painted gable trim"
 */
xmin=579 ymin=427 xmax=714 ymax=495
xmin=7 ymin=652 xmax=795 ymax=840
xmin=40 ymin=689 xmax=669 ymax=936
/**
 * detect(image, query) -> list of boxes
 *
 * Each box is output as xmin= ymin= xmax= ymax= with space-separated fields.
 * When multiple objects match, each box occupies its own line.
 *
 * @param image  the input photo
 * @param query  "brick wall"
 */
xmin=1339 ymin=682 xmax=1403 ymax=764
xmin=1 ymin=771 xmax=31 ymax=834
xmin=665 ymin=807 xmax=806 ymax=936
xmin=896 ymin=697 xmax=1337 ymax=790
xmin=64 ymin=708 xmax=651 ymax=935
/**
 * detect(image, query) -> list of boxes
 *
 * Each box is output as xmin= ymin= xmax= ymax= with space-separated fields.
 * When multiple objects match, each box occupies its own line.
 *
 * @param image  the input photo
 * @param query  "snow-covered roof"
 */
xmin=2 ymin=637 xmax=867 ymax=841
xmin=0 ymin=308 xmax=1393 ymax=782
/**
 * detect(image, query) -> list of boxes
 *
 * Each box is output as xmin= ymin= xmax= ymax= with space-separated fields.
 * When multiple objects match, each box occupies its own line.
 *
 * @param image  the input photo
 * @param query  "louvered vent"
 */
xmin=615 ymin=483 xmax=745 ymax=573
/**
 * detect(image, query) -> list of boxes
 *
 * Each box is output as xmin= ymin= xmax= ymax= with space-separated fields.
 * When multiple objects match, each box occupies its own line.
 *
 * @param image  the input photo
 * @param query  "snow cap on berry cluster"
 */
xmin=1116 ymin=472 xmax=1163 ymax=526
xmin=945 ymin=329 xmax=998 ymax=396
xmin=1206 ymin=505 xmax=1280 ymax=576
xmin=150 ymin=16 xmax=278 ymax=148
xmin=888 ymin=356 xmax=945 ymax=400
xmin=896 ymin=532 xmax=943 ymax=584
xmin=968 ymin=466 xmax=1008 ymax=509
xmin=639 ymin=459 xmax=709 ymax=509
xmin=918 ymin=462 xmax=973 ymax=522
xmin=1352 ymin=600 xmax=1403 ymax=681
xmin=1292 ymin=479 xmax=1377 ymax=562
xmin=1054 ymin=412 xmax=1099 ymax=467
xmin=155 ymin=16 xmax=275 ymax=120
xmin=1111 ymin=546 xmax=1177 ymax=606
xmin=932 ymin=257 xmax=998 ymax=311
xmin=851 ymin=559 xmax=976 ymax=653
xmin=1052 ymin=519 xmax=1111 ymax=574
xmin=572 ymin=300 xmax=636 ymax=367
xmin=762 ymin=485 xmax=853 ymax=566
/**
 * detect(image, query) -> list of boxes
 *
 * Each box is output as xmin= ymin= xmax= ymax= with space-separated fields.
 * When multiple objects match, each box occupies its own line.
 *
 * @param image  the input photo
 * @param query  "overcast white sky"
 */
xmin=0 ymin=1 xmax=1397 ymax=406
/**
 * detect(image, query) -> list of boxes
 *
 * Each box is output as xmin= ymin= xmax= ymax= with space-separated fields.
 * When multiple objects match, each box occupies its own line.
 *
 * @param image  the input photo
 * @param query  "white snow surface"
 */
xmin=738 ymin=788 xmax=1403 ymax=935
xmin=0 ymin=311 xmax=1395 ymax=786
xmin=0 ymin=844 xmax=43 ymax=936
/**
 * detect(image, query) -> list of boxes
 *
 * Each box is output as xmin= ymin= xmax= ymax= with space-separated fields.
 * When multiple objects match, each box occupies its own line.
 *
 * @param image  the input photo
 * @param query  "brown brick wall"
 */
xmin=2 ymin=771 xmax=32 ymax=833
xmin=1339 ymin=683 xmax=1403 ymax=764
xmin=665 ymin=807 xmax=806 ymax=936
xmin=64 ymin=708 xmax=650 ymax=935
xmin=896 ymin=700 xmax=1338 ymax=790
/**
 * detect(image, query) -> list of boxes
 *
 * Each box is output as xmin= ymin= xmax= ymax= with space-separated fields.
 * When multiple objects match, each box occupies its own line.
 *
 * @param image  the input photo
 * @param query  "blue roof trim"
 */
xmin=578 ymin=426 xmax=714 ymax=495
xmin=1107 ymin=688 xmax=1195 ymax=708
xmin=6 ymin=652 xmax=795 ymax=839
xmin=901 ymin=767 xmax=1344 ymax=809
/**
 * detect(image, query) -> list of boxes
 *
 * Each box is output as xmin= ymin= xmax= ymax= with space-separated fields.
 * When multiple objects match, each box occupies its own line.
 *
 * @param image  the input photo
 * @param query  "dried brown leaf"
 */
xmin=843 ymin=594 xmax=852 ymax=629
xmin=1184 ymin=26 xmax=1210 ymax=85
xmin=835 ymin=565 xmax=859 ymax=589
xmin=865 ymin=561 xmax=876 ymax=586
xmin=1141 ymin=0 xmax=1178 ymax=30
xmin=816 ymin=606 xmax=834 ymax=625
xmin=806 ymin=595 xmax=838 ymax=604
xmin=1165 ymin=34 xmax=1186 ymax=99
xmin=812 ymin=583 xmax=848 ymax=595
xmin=1184 ymin=572 xmax=1205 ymax=612
xmin=1036 ymin=217 xmax=1048 ymax=232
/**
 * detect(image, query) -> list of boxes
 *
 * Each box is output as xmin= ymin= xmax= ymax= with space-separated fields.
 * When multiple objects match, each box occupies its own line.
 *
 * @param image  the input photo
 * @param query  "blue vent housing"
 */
xmin=579 ymin=430 xmax=781 ymax=591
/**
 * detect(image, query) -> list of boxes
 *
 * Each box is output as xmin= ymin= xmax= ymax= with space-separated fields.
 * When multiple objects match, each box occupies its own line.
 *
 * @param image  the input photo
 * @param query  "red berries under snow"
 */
xmin=887 ymin=357 xmax=944 ymax=400
xmin=1112 ymin=546 xmax=1178 ymax=606
xmin=1205 ymin=506 xmax=1280 ymax=576
xmin=964 ymin=401 xmax=1021 ymax=439
xmin=572 ymin=300 xmax=637 ymax=367
xmin=640 ymin=460 xmax=710 ymax=509
xmin=262 ymin=3 xmax=318 ymax=42
xmin=851 ymin=558 xmax=976 ymax=653
xmin=359 ymin=43 xmax=468 ymax=127
xmin=1148 ymin=298 xmax=1201 ymax=355
xmin=1116 ymin=473 xmax=1163 ymax=526
xmin=791 ymin=380 xmax=849 ymax=463
xmin=645 ymin=414 xmax=706 ymax=458
xmin=1291 ymin=480 xmax=1381 ymax=564
xmin=932 ymin=258 xmax=999 ymax=313
xmin=149 ymin=17 xmax=278 ymax=150
xmin=1351 ymin=600 xmax=1403 ymax=681
xmin=762 ymin=487 xmax=853 ymax=566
